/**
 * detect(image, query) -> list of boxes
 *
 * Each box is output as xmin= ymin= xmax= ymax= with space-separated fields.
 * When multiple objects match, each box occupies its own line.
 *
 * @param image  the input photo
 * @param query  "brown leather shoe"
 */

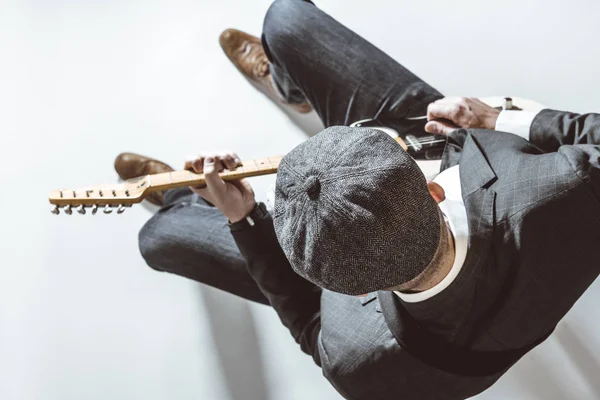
xmin=219 ymin=28 xmax=312 ymax=114
xmin=114 ymin=153 xmax=174 ymax=206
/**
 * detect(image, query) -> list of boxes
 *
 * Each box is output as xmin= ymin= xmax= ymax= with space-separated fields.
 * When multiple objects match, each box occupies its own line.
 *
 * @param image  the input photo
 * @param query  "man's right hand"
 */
xmin=425 ymin=97 xmax=500 ymax=135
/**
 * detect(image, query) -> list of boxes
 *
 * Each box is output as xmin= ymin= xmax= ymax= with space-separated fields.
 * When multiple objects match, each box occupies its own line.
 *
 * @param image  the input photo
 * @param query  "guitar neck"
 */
xmin=143 ymin=137 xmax=407 ymax=193
xmin=144 ymin=156 xmax=283 ymax=193
xmin=47 ymin=137 xmax=409 ymax=210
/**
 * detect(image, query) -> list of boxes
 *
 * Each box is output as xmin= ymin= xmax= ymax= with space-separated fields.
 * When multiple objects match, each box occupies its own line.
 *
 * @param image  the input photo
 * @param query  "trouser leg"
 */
xmin=139 ymin=188 xmax=269 ymax=305
xmin=262 ymin=0 xmax=443 ymax=129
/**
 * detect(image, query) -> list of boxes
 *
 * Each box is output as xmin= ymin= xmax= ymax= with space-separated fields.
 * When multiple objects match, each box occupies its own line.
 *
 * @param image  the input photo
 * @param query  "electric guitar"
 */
xmin=49 ymin=96 xmax=544 ymax=215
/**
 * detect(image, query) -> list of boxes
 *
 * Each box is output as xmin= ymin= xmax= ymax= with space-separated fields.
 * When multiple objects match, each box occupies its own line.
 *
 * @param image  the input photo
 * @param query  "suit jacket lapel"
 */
xmin=381 ymin=130 xmax=498 ymax=345
xmin=458 ymin=134 xmax=498 ymax=196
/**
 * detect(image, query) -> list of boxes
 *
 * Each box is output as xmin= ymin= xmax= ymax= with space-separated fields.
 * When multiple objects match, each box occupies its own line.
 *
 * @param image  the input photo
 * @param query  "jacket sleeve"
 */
xmin=230 ymin=208 xmax=323 ymax=366
xmin=530 ymin=109 xmax=600 ymax=152
xmin=556 ymin=144 xmax=600 ymax=201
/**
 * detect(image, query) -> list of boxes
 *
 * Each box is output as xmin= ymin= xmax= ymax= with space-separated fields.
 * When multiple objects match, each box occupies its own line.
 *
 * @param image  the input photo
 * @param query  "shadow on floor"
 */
xmin=248 ymin=78 xmax=325 ymax=138
xmin=278 ymin=104 xmax=324 ymax=138
xmin=554 ymin=323 xmax=600 ymax=397
xmin=506 ymin=351 xmax=572 ymax=400
xmin=199 ymin=286 xmax=271 ymax=400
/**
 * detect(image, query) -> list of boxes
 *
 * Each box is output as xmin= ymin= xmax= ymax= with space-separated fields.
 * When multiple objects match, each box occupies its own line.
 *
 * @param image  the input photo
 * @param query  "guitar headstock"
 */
xmin=48 ymin=176 xmax=150 ymax=215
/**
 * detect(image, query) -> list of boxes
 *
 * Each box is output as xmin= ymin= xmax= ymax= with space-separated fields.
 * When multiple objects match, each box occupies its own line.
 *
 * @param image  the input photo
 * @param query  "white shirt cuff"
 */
xmin=495 ymin=110 xmax=540 ymax=140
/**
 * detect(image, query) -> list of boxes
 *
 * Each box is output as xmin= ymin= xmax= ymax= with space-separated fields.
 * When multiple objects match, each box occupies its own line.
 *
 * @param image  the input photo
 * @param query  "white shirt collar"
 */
xmin=394 ymin=166 xmax=469 ymax=303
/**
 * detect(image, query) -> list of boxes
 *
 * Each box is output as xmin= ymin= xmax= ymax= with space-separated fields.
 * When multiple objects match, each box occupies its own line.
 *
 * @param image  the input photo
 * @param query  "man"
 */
xmin=115 ymin=0 xmax=600 ymax=398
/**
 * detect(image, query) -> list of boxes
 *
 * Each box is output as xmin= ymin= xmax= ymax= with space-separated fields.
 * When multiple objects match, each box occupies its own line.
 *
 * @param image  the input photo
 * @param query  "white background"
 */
xmin=1 ymin=0 xmax=599 ymax=399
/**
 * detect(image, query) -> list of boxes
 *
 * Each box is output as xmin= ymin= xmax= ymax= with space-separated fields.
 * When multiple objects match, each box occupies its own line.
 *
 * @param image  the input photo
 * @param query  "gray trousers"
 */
xmin=138 ymin=0 xmax=443 ymax=305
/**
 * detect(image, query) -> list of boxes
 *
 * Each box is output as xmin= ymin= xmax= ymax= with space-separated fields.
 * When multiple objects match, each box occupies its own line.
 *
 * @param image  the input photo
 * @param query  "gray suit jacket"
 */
xmin=232 ymin=109 xmax=600 ymax=400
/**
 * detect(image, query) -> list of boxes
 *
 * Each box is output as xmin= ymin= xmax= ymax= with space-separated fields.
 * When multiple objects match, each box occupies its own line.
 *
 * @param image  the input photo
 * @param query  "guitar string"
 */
xmin=414 ymin=138 xmax=446 ymax=145
xmin=159 ymin=137 xmax=442 ymax=185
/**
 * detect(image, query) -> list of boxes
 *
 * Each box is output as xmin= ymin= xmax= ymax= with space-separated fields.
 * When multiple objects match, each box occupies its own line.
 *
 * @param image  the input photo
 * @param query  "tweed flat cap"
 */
xmin=273 ymin=126 xmax=441 ymax=295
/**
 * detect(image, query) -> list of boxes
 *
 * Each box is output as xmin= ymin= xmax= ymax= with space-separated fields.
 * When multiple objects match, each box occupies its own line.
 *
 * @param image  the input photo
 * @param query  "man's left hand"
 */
xmin=185 ymin=152 xmax=256 ymax=223
xmin=425 ymin=97 xmax=500 ymax=135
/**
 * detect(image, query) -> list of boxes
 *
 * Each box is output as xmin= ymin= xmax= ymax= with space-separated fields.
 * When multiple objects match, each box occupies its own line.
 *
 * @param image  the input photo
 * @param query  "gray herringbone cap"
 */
xmin=273 ymin=126 xmax=441 ymax=295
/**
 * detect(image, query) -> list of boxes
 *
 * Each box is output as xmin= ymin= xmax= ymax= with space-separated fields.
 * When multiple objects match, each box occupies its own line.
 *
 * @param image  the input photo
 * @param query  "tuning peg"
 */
xmin=116 ymin=204 xmax=126 ymax=214
xmin=103 ymin=205 xmax=113 ymax=214
xmin=64 ymin=205 xmax=73 ymax=215
xmin=77 ymin=205 xmax=86 ymax=215
xmin=51 ymin=205 xmax=60 ymax=215
xmin=91 ymin=204 xmax=98 ymax=215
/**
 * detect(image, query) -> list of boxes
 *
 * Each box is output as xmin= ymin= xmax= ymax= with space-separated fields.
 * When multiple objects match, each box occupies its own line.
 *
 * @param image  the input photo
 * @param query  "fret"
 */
xmin=151 ymin=172 xmax=175 ymax=186
xmin=170 ymin=170 xmax=195 ymax=183
xmin=238 ymin=161 xmax=250 ymax=173
xmin=187 ymin=171 xmax=203 ymax=183
xmin=227 ymin=166 xmax=245 ymax=178
xmin=268 ymin=156 xmax=281 ymax=169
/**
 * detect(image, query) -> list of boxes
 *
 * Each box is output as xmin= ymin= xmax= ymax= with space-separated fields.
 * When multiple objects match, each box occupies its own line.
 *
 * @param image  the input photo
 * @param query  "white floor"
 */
xmin=2 ymin=0 xmax=600 ymax=399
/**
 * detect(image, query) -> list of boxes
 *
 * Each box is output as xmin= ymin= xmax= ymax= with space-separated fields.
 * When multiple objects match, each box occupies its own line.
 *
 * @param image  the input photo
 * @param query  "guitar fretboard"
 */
xmin=142 ymin=137 xmax=405 ymax=192
xmin=144 ymin=156 xmax=283 ymax=192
